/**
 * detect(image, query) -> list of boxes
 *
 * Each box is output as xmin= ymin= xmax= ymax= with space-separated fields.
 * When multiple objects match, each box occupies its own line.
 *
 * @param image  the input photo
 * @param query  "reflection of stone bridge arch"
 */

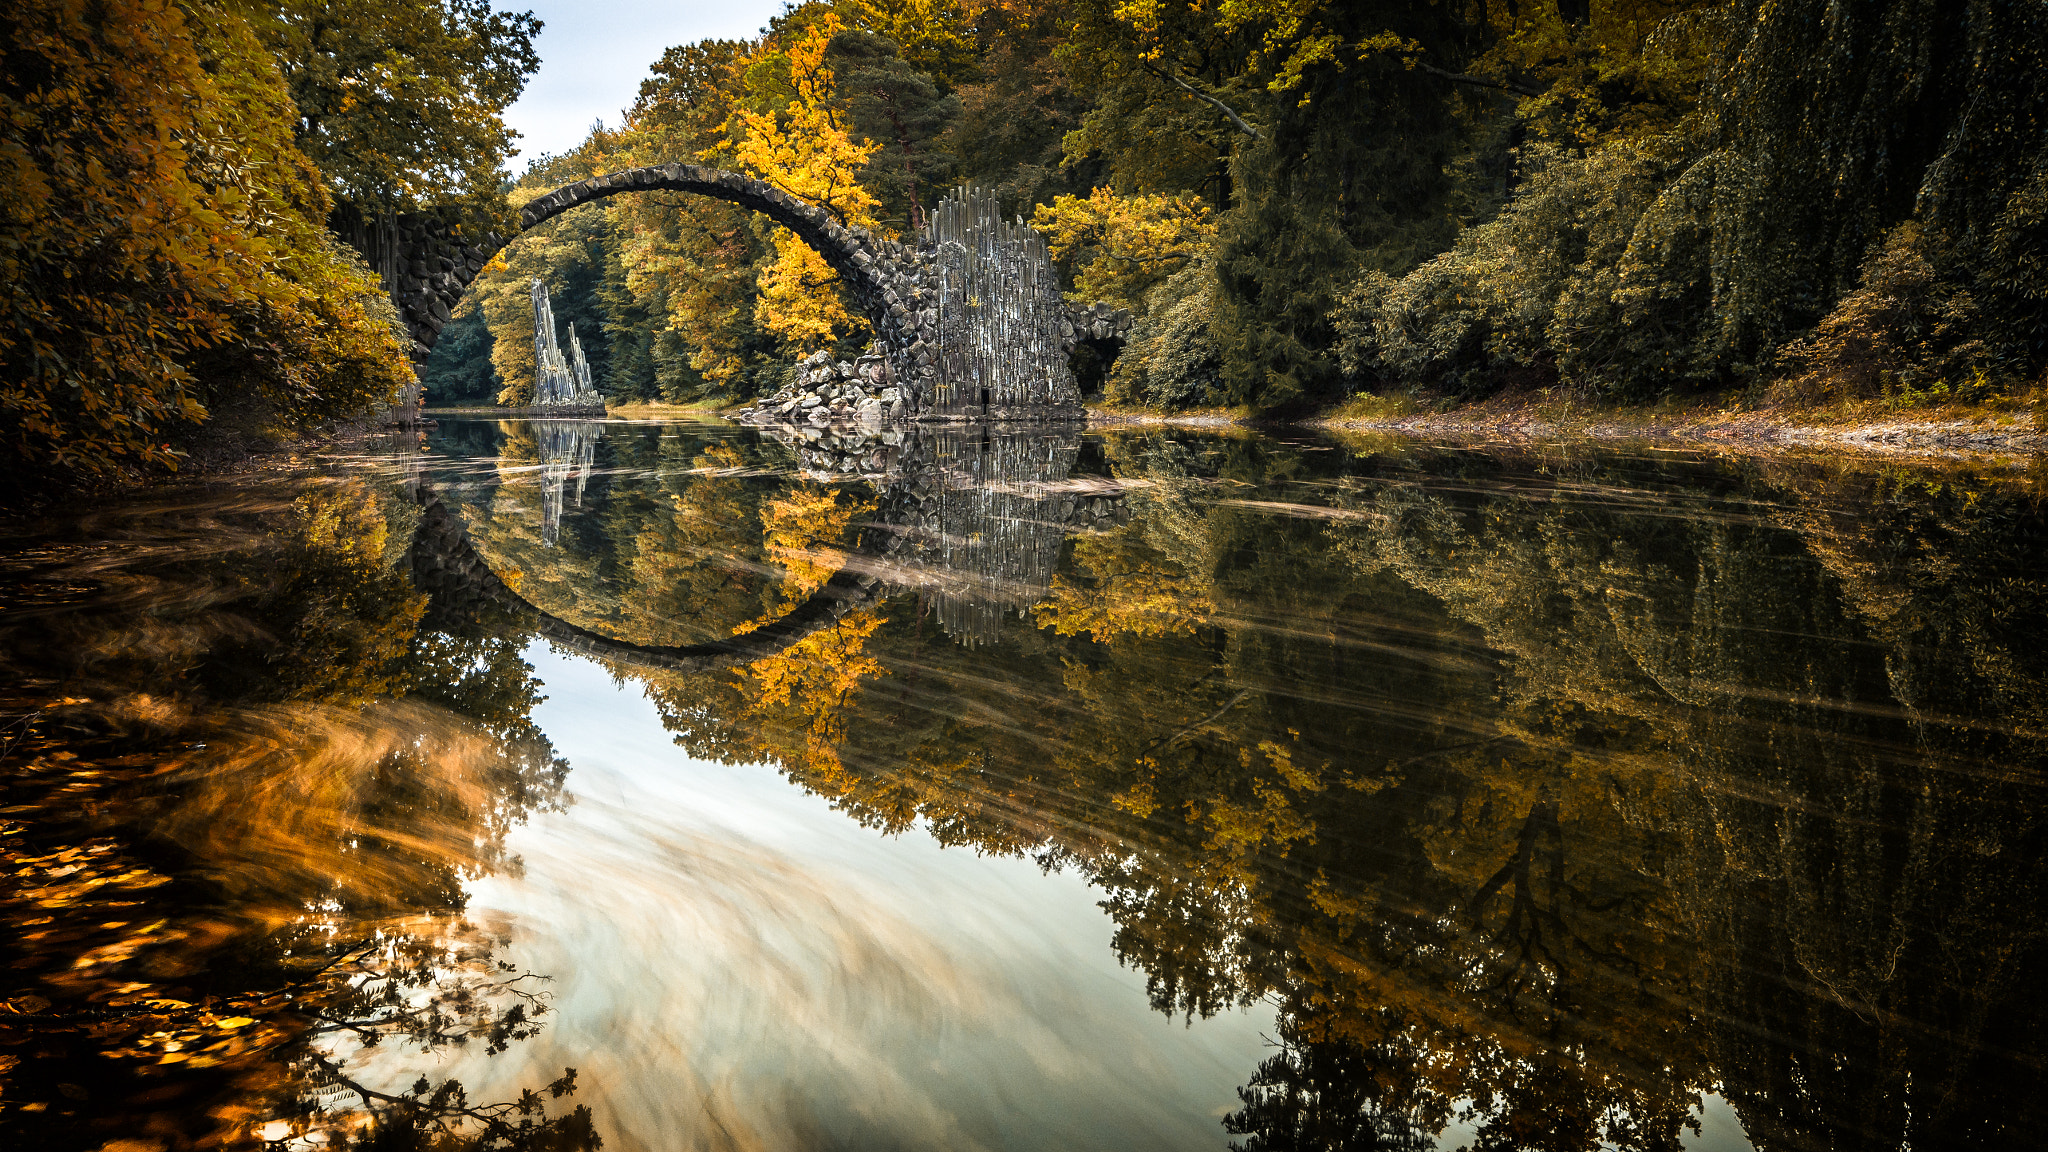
xmin=408 ymin=489 xmax=889 ymax=674
xmin=405 ymin=425 xmax=1130 ymax=669
xmin=366 ymin=170 xmax=1126 ymax=422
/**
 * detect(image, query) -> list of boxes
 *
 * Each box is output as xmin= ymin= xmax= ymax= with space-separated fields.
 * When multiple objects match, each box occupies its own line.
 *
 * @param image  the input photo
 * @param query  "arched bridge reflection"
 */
xmin=405 ymin=423 xmax=1129 ymax=663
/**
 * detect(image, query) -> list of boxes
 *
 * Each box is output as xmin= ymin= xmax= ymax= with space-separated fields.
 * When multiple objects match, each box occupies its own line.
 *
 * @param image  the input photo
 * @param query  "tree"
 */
xmin=734 ymin=15 xmax=882 ymax=354
xmin=0 ymin=0 xmax=412 ymax=480
xmin=837 ymin=0 xmax=979 ymax=91
xmin=1034 ymin=187 xmax=1216 ymax=312
xmin=258 ymin=0 xmax=541 ymax=227
xmin=944 ymin=0 xmax=1097 ymax=210
xmin=827 ymin=30 xmax=961 ymax=231
xmin=613 ymin=39 xmax=782 ymax=398
xmin=421 ymin=297 xmax=500 ymax=404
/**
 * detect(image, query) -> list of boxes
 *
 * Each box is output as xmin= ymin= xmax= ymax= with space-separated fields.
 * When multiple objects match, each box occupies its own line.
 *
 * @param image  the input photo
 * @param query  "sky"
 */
xmin=500 ymin=0 xmax=791 ymax=171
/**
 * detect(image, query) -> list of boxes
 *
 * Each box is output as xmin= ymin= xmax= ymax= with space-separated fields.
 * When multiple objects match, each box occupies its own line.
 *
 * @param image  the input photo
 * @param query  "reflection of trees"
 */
xmin=405 ymin=420 xmax=2048 ymax=1150
xmin=1225 ymin=1013 xmax=1436 ymax=1152
xmin=0 ymin=478 xmax=593 ymax=1149
xmin=572 ymin=431 xmax=2048 ymax=1152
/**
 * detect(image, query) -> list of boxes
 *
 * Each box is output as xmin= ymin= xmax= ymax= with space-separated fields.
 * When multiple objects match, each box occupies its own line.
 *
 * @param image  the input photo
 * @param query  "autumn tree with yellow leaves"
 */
xmin=0 ymin=0 xmax=416 ymax=480
xmin=735 ymin=15 xmax=883 ymax=355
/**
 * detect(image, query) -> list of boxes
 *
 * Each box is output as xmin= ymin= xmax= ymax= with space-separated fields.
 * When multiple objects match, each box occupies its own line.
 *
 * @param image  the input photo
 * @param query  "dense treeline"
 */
xmin=436 ymin=0 xmax=2046 ymax=417
xmin=8 ymin=0 xmax=2043 ymax=471
xmin=1 ymin=0 xmax=538 ymax=483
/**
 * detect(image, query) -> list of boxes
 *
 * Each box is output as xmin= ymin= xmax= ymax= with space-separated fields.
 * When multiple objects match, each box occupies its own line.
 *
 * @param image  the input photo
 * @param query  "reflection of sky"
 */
xmin=402 ymin=644 xmax=1274 ymax=1152
xmin=352 ymin=639 xmax=1760 ymax=1152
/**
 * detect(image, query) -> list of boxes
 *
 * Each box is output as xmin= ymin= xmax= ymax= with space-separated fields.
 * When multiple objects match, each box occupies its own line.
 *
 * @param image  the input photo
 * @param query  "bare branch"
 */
xmin=1414 ymin=61 xmax=1544 ymax=98
xmin=1140 ymin=61 xmax=1263 ymax=140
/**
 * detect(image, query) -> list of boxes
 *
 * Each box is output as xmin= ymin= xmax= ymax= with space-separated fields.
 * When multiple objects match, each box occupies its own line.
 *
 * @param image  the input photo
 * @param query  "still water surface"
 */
xmin=1 ymin=418 xmax=2041 ymax=1151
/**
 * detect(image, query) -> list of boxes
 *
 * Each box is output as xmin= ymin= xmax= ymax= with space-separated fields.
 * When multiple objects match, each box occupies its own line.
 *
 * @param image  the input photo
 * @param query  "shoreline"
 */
xmin=432 ymin=396 xmax=2048 ymax=462
xmin=1084 ymin=397 xmax=2048 ymax=461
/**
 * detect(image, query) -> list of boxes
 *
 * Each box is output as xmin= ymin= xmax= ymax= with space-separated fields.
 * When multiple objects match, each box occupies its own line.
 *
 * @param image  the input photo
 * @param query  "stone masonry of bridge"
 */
xmin=374 ymin=166 xmax=1130 ymax=423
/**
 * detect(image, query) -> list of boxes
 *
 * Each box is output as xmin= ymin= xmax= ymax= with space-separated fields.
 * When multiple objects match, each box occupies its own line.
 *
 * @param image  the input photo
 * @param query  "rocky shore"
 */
xmin=730 ymin=348 xmax=908 ymax=428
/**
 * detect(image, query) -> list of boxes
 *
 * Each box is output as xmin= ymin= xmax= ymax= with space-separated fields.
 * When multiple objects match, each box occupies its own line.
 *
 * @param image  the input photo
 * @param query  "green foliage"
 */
xmin=943 ymin=1 xmax=1094 ymax=209
xmin=1331 ymin=0 xmax=2048 ymax=406
xmin=1210 ymin=63 xmax=1458 ymax=410
xmin=1103 ymin=258 xmax=1223 ymax=407
xmin=258 ymin=0 xmax=540 ymax=224
xmin=421 ymin=297 xmax=500 ymax=403
xmin=464 ymin=164 xmax=616 ymax=406
xmin=1335 ymin=139 xmax=1715 ymax=398
xmin=827 ymin=30 xmax=961 ymax=231
xmin=580 ymin=426 xmax=2048 ymax=1149
xmin=1775 ymin=223 xmax=1993 ymax=406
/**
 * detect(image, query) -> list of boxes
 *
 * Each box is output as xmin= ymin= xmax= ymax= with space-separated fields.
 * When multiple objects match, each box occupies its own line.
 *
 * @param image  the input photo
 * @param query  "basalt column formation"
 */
xmin=732 ymin=186 xmax=1135 ymax=427
xmin=532 ymin=280 xmax=604 ymax=413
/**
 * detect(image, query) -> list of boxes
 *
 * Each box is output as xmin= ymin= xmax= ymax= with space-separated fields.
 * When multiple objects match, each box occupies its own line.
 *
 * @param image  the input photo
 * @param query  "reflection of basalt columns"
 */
xmin=532 ymin=420 xmax=603 ymax=546
xmin=764 ymin=424 xmax=1131 ymax=646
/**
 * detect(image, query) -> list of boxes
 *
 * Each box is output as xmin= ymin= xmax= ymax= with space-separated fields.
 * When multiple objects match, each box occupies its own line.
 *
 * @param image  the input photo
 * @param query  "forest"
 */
xmin=6 ymin=0 xmax=2045 ymax=488
xmin=430 ymin=0 xmax=2048 ymax=419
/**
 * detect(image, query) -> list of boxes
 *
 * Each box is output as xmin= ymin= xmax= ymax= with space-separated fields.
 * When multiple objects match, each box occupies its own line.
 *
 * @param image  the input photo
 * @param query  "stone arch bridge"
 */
xmin=362 ymin=166 xmax=1130 ymax=422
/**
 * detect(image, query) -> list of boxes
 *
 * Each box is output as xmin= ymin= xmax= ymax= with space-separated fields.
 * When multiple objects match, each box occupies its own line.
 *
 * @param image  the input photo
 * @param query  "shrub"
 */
xmin=1105 ymin=259 xmax=1223 ymax=409
xmin=1773 ymin=224 xmax=1991 ymax=405
xmin=1335 ymin=139 xmax=1720 ymax=400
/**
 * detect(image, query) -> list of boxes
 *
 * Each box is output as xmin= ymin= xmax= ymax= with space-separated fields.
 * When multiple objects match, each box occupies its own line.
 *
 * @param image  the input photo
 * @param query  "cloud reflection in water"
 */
xmin=383 ymin=646 xmax=1270 ymax=1152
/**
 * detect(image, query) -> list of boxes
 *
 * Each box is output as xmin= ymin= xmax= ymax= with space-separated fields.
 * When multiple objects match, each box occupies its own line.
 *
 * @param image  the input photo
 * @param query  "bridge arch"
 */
xmin=391 ymin=164 xmax=917 ymax=393
xmin=380 ymin=170 xmax=1123 ymax=423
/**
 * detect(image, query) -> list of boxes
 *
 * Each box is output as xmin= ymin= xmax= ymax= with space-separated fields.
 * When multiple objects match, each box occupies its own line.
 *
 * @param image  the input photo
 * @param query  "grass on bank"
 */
xmin=1312 ymin=381 xmax=2048 ymax=436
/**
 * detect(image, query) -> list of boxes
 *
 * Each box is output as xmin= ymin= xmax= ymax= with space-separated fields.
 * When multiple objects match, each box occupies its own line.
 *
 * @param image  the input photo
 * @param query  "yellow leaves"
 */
xmin=1111 ymin=779 xmax=1160 ymax=818
xmin=740 ymin=609 xmax=890 ymax=785
xmin=749 ymin=485 xmax=875 ymax=613
xmin=1032 ymin=188 xmax=1214 ymax=313
xmin=838 ymin=0 xmax=978 ymax=85
xmin=724 ymin=483 xmax=889 ymax=782
xmin=1034 ymin=527 xmax=1214 ymax=641
xmin=756 ymin=228 xmax=866 ymax=351
xmin=2 ymin=0 xmax=409 ymax=476
xmin=720 ymin=13 xmax=883 ymax=360
xmin=1200 ymin=778 xmax=1317 ymax=858
xmin=745 ymin=610 xmax=889 ymax=710
xmin=1250 ymin=737 xmax=1322 ymax=793
xmin=734 ymin=17 xmax=881 ymax=227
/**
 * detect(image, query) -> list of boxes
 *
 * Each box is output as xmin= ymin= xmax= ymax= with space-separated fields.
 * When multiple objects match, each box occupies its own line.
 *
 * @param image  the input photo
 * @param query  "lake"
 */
xmin=2 ymin=418 xmax=2042 ymax=1151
